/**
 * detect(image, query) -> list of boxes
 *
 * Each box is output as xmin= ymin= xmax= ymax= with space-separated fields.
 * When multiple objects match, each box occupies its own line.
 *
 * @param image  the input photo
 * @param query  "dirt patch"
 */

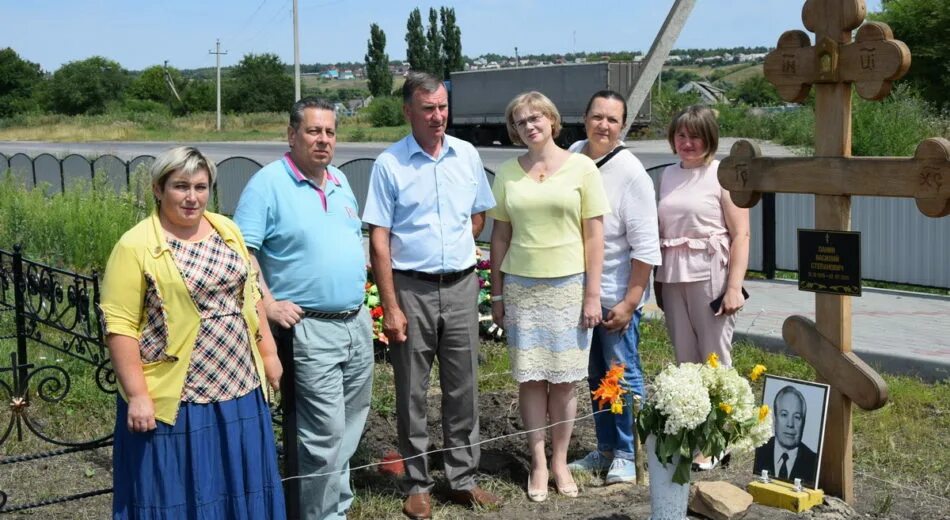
xmin=3 ymin=386 xmax=946 ymax=519
xmin=354 ymin=387 xmax=949 ymax=520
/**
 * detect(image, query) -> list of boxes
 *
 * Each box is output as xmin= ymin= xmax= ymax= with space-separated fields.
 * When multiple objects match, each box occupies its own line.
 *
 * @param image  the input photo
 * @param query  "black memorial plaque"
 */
xmin=797 ymin=229 xmax=861 ymax=296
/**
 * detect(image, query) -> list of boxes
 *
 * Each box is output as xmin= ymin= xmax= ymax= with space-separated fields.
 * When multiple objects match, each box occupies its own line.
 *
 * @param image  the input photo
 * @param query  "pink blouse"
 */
xmin=656 ymin=160 xmax=731 ymax=284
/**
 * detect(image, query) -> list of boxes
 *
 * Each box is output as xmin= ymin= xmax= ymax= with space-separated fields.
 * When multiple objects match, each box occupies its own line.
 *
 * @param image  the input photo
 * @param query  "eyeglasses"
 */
xmin=513 ymin=113 xmax=545 ymax=129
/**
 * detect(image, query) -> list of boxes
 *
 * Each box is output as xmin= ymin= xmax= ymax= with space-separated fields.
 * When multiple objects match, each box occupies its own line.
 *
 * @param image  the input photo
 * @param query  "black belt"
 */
xmin=393 ymin=265 xmax=476 ymax=284
xmin=301 ymin=305 xmax=362 ymax=321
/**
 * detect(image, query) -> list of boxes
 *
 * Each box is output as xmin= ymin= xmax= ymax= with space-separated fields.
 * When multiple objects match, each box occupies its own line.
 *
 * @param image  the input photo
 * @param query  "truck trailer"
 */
xmin=447 ymin=62 xmax=650 ymax=147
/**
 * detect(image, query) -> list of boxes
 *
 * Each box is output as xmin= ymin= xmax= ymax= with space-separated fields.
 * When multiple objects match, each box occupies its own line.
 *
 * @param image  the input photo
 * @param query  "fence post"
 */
xmin=762 ymin=193 xmax=776 ymax=279
xmin=11 ymin=245 xmax=29 ymax=397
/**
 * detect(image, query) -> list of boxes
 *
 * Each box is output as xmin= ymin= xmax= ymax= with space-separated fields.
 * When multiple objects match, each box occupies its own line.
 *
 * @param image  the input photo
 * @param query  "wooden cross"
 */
xmin=718 ymin=0 xmax=949 ymax=503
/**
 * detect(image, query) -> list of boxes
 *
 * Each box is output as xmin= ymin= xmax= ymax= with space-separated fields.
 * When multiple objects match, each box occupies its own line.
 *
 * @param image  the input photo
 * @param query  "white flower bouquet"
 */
xmin=636 ymin=354 xmax=773 ymax=484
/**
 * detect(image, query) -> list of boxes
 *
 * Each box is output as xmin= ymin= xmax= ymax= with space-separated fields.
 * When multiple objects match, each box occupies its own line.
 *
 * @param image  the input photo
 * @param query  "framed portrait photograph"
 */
xmin=752 ymin=375 xmax=830 ymax=489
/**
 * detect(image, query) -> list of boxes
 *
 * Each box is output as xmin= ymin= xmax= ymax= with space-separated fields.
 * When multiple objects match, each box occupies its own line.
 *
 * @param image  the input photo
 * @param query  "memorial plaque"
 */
xmin=798 ymin=229 xmax=861 ymax=296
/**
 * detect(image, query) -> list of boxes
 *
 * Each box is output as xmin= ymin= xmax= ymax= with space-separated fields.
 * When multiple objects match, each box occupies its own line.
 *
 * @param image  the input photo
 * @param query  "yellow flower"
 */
xmin=749 ymin=364 xmax=767 ymax=382
xmin=758 ymin=404 xmax=770 ymax=423
xmin=610 ymin=399 xmax=624 ymax=415
xmin=719 ymin=402 xmax=733 ymax=415
xmin=706 ymin=353 xmax=719 ymax=368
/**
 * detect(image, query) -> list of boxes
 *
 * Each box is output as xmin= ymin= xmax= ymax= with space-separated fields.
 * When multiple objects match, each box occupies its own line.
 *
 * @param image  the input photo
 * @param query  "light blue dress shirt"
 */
xmin=363 ymin=134 xmax=495 ymax=273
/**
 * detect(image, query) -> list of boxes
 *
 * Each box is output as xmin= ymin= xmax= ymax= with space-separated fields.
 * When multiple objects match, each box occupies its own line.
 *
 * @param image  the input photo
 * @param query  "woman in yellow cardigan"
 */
xmin=100 ymin=146 xmax=285 ymax=519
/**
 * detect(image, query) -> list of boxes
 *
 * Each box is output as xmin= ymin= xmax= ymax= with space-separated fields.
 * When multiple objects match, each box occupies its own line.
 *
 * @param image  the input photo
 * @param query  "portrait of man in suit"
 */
xmin=754 ymin=384 xmax=820 ymax=486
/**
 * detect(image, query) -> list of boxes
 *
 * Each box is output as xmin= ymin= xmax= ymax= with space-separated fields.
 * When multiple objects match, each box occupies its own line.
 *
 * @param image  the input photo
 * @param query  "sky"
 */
xmin=4 ymin=0 xmax=884 ymax=72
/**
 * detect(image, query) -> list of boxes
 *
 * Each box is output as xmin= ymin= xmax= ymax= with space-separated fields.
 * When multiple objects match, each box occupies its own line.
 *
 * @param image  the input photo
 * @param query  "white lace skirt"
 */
xmin=504 ymin=273 xmax=592 ymax=383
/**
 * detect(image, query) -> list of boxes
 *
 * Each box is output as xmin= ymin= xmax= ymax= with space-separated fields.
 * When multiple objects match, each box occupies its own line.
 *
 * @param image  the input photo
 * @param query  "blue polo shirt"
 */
xmin=362 ymin=134 xmax=495 ymax=273
xmin=234 ymin=153 xmax=365 ymax=311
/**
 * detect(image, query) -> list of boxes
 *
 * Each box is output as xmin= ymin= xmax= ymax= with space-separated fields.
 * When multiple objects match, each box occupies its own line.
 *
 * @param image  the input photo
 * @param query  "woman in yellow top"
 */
xmin=100 ymin=146 xmax=285 ymax=519
xmin=489 ymin=91 xmax=609 ymax=502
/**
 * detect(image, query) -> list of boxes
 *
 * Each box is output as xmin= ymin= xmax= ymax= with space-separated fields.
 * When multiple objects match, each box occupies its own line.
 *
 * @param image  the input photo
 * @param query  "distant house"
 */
xmin=340 ymin=70 xmax=355 ymax=80
xmin=678 ymin=81 xmax=728 ymax=104
xmin=320 ymin=69 xmax=339 ymax=80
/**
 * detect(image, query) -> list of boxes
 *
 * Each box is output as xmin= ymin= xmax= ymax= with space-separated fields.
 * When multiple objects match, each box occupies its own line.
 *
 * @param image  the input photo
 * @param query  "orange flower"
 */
xmin=365 ymin=282 xmax=373 ymax=290
xmin=371 ymin=306 xmax=384 ymax=319
xmin=591 ymin=363 xmax=627 ymax=412
xmin=758 ymin=404 xmax=770 ymax=423
xmin=706 ymin=353 xmax=720 ymax=368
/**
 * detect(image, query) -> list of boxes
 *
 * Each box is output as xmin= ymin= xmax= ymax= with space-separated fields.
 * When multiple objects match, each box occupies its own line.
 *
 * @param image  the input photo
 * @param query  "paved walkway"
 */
xmin=643 ymin=279 xmax=950 ymax=382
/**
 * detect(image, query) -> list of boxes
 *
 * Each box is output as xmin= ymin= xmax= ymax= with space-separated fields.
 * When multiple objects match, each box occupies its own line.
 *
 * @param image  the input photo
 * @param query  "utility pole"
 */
xmin=621 ymin=0 xmax=696 ymax=138
xmin=293 ymin=0 xmax=301 ymax=101
xmin=209 ymin=39 xmax=228 ymax=131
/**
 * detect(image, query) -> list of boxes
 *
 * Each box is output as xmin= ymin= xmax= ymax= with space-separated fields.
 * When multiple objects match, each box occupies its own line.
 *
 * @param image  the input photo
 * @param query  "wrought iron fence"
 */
xmin=0 ymin=245 xmax=116 ymax=512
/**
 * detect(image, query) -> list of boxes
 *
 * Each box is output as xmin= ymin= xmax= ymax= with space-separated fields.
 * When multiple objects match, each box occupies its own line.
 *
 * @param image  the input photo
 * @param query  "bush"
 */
xmin=366 ymin=96 xmax=404 ymax=127
xmin=648 ymin=84 xmax=701 ymax=137
xmin=852 ymin=85 xmax=941 ymax=157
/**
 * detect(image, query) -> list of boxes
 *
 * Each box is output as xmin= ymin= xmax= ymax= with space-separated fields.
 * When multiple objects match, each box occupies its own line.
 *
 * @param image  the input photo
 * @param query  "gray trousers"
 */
xmin=390 ymin=271 xmax=481 ymax=495
xmin=294 ymin=308 xmax=374 ymax=520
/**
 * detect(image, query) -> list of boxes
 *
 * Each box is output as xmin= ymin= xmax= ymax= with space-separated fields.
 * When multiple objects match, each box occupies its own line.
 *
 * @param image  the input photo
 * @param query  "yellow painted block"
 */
xmin=747 ymin=480 xmax=824 ymax=513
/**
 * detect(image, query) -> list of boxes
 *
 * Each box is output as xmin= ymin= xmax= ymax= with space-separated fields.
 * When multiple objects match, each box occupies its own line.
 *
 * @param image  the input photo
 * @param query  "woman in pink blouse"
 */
xmin=654 ymin=105 xmax=750 ymax=368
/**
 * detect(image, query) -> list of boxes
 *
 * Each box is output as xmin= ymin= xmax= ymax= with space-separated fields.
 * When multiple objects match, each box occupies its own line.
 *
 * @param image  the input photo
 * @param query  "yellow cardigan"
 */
xmin=100 ymin=211 xmax=266 ymax=425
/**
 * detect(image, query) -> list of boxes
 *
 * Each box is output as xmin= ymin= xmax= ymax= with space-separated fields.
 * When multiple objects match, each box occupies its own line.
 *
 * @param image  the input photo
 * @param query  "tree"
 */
xmin=128 ymin=65 xmax=186 ymax=108
xmin=48 ymin=56 xmax=128 ymax=115
xmin=365 ymin=24 xmax=393 ymax=97
xmin=405 ymin=8 xmax=428 ymax=72
xmin=0 ymin=48 xmax=44 ymax=117
xmin=182 ymin=79 xmax=216 ymax=113
xmin=440 ymin=7 xmax=463 ymax=80
xmin=224 ymin=53 xmax=294 ymax=113
xmin=425 ymin=8 xmax=442 ymax=77
xmin=872 ymin=0 xmax=950 ymax=108
xmin=731 ymin=75 xmax=782 ymax=106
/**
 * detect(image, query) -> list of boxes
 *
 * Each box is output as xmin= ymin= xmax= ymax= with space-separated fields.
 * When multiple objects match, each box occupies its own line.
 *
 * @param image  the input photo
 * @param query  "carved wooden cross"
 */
xmin=719 ymin=0 xmax=949 ymax=503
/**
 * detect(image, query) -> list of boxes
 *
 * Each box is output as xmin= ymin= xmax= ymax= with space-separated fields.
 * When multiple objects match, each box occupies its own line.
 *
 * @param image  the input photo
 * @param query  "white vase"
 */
xmin=646 ymin=434 xmax=690 ymax=520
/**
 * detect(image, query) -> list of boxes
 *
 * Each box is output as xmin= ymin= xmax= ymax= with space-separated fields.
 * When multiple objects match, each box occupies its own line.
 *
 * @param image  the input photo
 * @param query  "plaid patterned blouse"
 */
xmin=168 ymin=230 xmax=260 ymax=403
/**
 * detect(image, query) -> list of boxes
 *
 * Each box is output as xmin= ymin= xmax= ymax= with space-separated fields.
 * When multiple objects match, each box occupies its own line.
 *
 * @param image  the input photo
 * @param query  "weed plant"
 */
xmin=0 ymin=169 xmax=152 ymax=272
xmin=716 ymin=85 xmax=947 ymax=156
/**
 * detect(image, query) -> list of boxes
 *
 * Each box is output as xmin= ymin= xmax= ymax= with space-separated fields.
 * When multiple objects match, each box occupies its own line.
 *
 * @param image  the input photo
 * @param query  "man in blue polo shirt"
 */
xmin=363 ymin=72 xmax=498 ymax=520
xmin=234 ymin=97 xmax=373 ymax=520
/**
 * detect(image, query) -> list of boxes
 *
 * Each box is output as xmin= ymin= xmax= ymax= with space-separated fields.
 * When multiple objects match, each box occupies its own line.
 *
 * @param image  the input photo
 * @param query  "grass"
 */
xmin=343 ymin=322 xmax=950 ymax=518
xmin=0 ymin=170 xmax=153 ymax=272
xmin=0 ymin=111 xmax=409 ymax=143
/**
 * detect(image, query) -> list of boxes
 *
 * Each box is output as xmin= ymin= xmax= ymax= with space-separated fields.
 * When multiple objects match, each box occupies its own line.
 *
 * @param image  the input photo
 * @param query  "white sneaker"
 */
xmin=605 ymin=457 xmax=637 ymax=484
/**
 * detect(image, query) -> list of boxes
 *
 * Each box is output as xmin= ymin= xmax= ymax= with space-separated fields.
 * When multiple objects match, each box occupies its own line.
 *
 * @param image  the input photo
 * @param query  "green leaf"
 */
xmin=672 ymin=458 xmax=692 ymax=485
xmin=84 ymin=468 xmax=96 ymax=477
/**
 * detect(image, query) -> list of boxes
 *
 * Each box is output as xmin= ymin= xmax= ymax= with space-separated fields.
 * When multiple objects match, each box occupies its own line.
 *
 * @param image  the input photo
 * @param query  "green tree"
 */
xmin=182 ymin=79 xmax=216 ymax=113
xmin=48 ymin=56 xmax=128 ymax=115
xmin=405 ymin=8 xmax=428 ymax=72
xmin=440 ymin=6 xmax=463 ymax=80
xmin=0 ymin=48 xmax=44 ymax=117
xmin=425 ymin=8 xmax=442 ymax=77
xmin=224 ymin=53 xmax=294 ymax=113
xmin=873 ymin=0 xmax=950 ymax=108
xmin=731 ymin=75 xmax=782 ymax=106
xmin=128 ymin=65 xmax=186 ymax=108
xmin=365 ymin=24 xmax=393 ymax=97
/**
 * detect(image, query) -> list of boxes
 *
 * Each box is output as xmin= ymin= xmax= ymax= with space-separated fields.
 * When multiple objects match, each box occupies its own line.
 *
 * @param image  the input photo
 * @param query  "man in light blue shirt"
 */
xmin=235 ymin=97 xmax=373 ymax=520
xmin=363 ymin=72 xmax=497 ymax=520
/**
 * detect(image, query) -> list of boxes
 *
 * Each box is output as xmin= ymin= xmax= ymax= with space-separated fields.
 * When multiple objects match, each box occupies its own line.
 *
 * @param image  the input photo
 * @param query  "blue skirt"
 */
xmin=112 ymin=389 xmax=286 ymax=520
